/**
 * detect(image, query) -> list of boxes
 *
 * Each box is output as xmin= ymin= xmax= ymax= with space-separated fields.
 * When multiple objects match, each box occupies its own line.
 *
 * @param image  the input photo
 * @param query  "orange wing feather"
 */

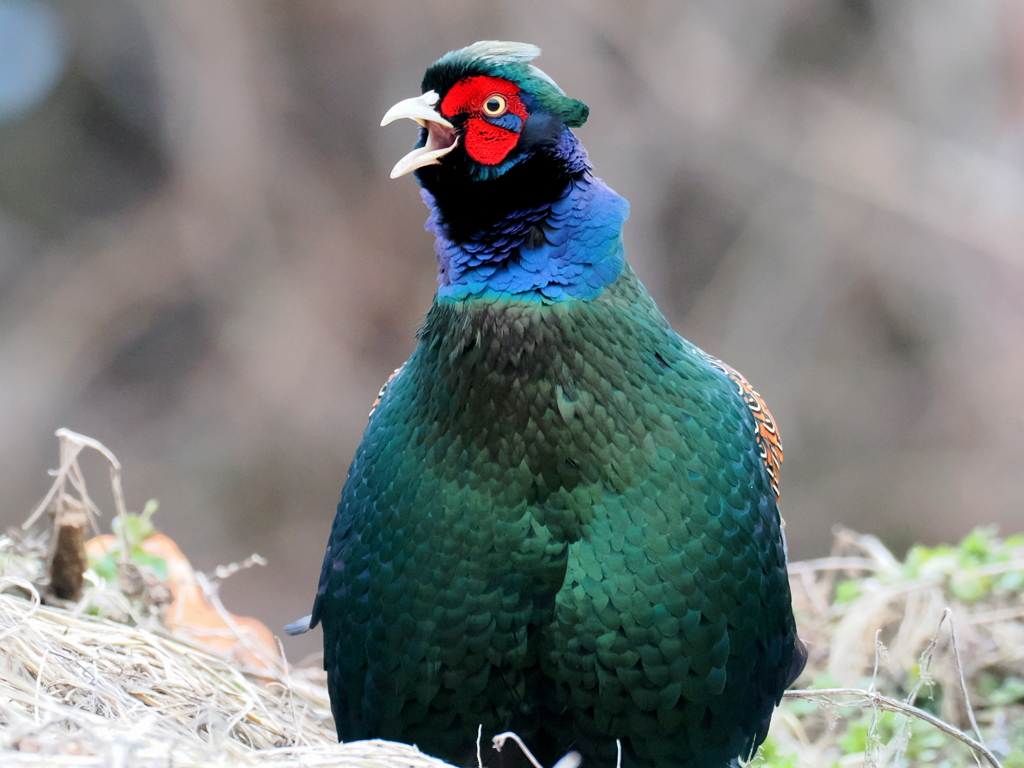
xmin=703 ymin=355 xmax=784 ymax=501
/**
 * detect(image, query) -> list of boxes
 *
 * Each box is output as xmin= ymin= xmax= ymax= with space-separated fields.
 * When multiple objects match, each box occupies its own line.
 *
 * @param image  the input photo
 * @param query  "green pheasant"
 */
xmin=307 ymin=41 xmax=805 ymax=768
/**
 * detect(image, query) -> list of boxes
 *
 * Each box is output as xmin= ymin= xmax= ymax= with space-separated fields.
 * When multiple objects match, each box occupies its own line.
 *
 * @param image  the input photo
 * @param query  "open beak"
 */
xmin=381 ymin=90 xmax=458 ymax=179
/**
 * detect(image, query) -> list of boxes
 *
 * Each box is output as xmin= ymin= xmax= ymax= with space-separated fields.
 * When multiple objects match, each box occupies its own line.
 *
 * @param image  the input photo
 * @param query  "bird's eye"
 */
xmin=482 ymin=94 xmax=507 ymax=117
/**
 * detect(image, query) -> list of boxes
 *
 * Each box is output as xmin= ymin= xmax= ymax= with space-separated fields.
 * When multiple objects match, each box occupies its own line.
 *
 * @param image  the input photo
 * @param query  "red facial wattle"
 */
xmin=440 ymin=76 xmax=528 ymax=166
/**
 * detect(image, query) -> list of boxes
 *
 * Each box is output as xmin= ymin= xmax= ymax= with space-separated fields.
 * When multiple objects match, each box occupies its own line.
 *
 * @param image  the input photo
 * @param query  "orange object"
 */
xmin=85 ymin=533 xmax=279 ymax=670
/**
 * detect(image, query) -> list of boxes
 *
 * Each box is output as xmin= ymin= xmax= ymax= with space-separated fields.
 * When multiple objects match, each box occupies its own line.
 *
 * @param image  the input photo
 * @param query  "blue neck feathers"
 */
xmin=421 ymin=129 xmax=630 ymax=302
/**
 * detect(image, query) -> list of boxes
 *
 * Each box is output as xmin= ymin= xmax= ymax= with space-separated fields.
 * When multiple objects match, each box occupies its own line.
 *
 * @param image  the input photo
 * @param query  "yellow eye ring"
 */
xmin=482 ymin=94 xmax=508 ymax=117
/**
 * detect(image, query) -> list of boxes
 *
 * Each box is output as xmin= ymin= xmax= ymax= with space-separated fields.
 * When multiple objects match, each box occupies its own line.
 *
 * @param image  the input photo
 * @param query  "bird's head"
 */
xmin=381 ymin=41 xmax=589 ymax=185
xmin=380 ymin=42 xmax=626 ymax=301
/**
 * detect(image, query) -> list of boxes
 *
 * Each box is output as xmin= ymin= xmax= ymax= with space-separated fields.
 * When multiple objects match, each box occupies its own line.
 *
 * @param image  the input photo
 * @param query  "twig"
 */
xmin=835 ymin=529 xmax=904 ymax=574
xmin=905 ymin=610 xmax=946 ymax=707
xmin=785 ymin=557 xmax=879 ymax=575
xmin=210 ymin=554 xmax=268 ymax=581
xmin=969 ymin=560 xmax=1024 ymax=578
xmin=869 ymin=629 xmax=883 ymax=691
xmin=491 ymin=731 xmax=581 ymax=768
xmin=274 ymin=635 xmax=300 ymax=746
xmin=23 ymin=429 xmax=128 ymax=547
xmin=55 ymin=429 xmax=129 ymax=519
xmin=23 ymin=434 xmax=86 ymax=530
xmin=888 ymin=618 xmax=942 ymax=768
xmin=963 ymin=606 xmax=1024 ymax=625
xmin=194 ymin=571 xmax=280 ymax=670
xmin=492 ymin=732 xmax=544 ymax=768
xmin=865 ymin=629 xmax=886 ymax=768
xmin=948 ymin=610 xmax=986 ymax=763
xmin=784 ymin=688 xmax=1003 ymax=768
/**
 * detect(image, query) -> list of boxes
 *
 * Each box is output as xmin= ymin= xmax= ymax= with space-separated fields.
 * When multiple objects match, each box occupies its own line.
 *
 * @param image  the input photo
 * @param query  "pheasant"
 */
xmin=307 ymin=41 xmax=805 ymax=768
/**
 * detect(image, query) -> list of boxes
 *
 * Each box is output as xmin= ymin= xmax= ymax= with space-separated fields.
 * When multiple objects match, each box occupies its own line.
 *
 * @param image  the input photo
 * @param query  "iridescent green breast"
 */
xmin=314 ymin=265 xmax=799 ymax=767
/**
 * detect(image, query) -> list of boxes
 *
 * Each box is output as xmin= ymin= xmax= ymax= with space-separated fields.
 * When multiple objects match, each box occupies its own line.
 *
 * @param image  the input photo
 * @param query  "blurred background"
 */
xmin=1 ymin=0 xmax=1023 ymax=661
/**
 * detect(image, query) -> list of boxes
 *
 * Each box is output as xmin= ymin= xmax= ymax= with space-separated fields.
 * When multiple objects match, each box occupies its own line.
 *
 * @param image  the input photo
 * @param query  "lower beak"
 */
xmin=381 ymin=90 xmax=459 ymax=179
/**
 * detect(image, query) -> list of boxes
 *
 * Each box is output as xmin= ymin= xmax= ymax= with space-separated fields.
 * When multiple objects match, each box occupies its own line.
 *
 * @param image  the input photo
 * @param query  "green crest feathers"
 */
xmin=424 ymin=40 xmax=589 ymax=128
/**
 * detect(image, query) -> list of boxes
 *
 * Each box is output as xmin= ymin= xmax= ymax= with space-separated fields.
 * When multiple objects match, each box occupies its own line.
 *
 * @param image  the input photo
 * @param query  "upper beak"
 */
xmin=381 ymin=90 xmax=458 ymax=179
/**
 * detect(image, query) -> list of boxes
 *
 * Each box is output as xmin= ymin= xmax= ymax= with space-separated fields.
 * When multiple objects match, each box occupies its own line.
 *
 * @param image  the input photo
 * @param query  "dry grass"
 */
xmin=761 ymin=529 xmax=1024 ymax=767
xmin=0 ymin=582 xmax=463 ymax=767
xmin=1 ymin=430 xmax=1022 ymax=767
xmin=0 ymin=431 xmax=455 ymax=767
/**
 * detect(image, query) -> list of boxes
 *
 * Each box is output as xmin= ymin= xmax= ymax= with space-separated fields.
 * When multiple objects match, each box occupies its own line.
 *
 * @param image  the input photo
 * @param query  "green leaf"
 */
xmin=91 ymin=554 xmax=119 ymax=582
xmin=835 ymin=579 xmax=863 ymax=603
xmin=987 ymin=676 xmax=1024 ymax=706
xmin=130 ymin=550 xmax=169 ymax=582
xmin=1000 ymin=569 xmax=1024 ymax=592
xmin=959 ymin=527 xmax=996 ymax=561
xmin=949 ymin=571 xmax=988 ymax=603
